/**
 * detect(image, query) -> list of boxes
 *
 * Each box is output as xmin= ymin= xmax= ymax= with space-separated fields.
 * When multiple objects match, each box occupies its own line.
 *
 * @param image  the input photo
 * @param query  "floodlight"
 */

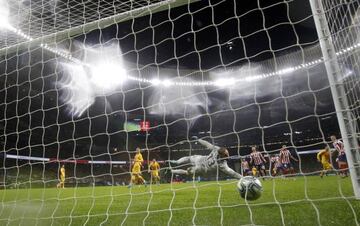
xmin=90 ymin=63 xmax=127 ymax=90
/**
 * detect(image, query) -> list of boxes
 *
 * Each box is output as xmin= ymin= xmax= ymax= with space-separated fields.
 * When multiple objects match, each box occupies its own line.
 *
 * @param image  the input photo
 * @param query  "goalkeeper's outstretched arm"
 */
xmin=220 ymin=164 xmax=242 ymax=179
xmin=197 ymin=138 xmax=219 ymax=150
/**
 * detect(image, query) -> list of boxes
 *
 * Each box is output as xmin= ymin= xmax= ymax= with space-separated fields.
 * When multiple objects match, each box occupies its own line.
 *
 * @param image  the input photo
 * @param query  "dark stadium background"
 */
xmin=0 ymin=0 xmax=345 ymax=185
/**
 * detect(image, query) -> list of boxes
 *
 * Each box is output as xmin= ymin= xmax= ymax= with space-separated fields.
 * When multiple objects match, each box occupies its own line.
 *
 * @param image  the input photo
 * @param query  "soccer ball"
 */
xmin=237 ymin=176 xmax=263 ymax=201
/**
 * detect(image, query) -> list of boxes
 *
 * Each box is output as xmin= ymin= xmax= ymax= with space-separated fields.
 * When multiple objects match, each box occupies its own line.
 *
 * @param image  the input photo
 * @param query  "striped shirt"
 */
xmin=280 ymin=149 xmax=291 ymax=164
xmin=251 ymin=152 xmax=265 ymax=165
xmin=333 ymin=140 xmax=345 ymax=156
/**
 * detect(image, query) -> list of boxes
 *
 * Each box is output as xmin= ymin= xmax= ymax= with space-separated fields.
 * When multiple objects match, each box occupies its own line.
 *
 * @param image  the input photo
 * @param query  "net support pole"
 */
xmin=309 ymin=0 xmax=360 ymax=199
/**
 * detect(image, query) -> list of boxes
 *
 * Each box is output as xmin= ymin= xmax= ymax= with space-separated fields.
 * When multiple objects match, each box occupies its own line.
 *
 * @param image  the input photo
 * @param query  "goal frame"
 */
xmin=309 ymin=0 xmax=360 ymax=199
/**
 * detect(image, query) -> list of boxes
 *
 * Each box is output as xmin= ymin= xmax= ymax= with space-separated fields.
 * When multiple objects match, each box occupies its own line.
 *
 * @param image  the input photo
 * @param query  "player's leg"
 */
xmin=327 ymin=163 xmax=334 ymax=176
xmin=260 ymin=169 xmax=266 ymax=179
xmin=151 ymin=171 xmax=159 ymax=184
xmin=274 ymin=166 xmax=282 ymax=177
xmin=150 ymin=173 xmax=153 ymax=184
xmin=343 ymin=162 xmax=348 ymax=177
xmin=150 ymin=171 xmax=156 ymax=184
xmin=337 ymin=154 xmax=346 ymax=177
xmin=138 ymin=174 xmax=145 ymax=184
xmin=131 ymin=174 xmax=136 ymax=184
xmin=264 ymin=165 xmax=267 ymax=177
xmin=320 ymin=163 xmax=324 ymax=178
xmin=272 ymin=166 xmax=277 ymax=177
xmin=60 ymin=176 xmax=65 ymax=188
xmin=259 ymin=165 xmax=266 ymax=180
xmin=282 ymin=164 xmax=290 ymax=176
xmin=289 ymin=166 xmax=295 ymax=175
xmin=155 ymin=175 xmax=160 ymax=184
xmin=337 ymin=161 xmax=344 ymax=177
xmin=171 ymin=166 xmax=196 ymax=177
xmin=259 ymin=169 xmax=263 ymax=177
xmin=155 ymin=172 xmax=160 ymax=184
xmin=134 ymin=174 xmax=144 ymax=186
xmin=134 ymin=175 xmax=140 ymax=184
xmin=320 ymin=165 xmax=325 ymax=178
xmin=336 ymin=160 xmax=341 ymax=176
xmin=169 ymin=156 xmax=192 ymax=165
xmin=321 ymin=162 xmax=331 ymax=177
xmin=339 ymin=161 xmax=348 ymax=178
xmin=128 ymin=174 xmax=136 ymax=188
xmin=171 ymin=169 xmax=189 ymax=175
xmin=134 ymin=175 xmax=140 ymax=185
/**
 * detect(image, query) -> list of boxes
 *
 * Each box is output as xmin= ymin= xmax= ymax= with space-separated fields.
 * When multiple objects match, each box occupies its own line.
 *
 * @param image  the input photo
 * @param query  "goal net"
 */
xmin=0 ymin=0 xmax=359 ymax=225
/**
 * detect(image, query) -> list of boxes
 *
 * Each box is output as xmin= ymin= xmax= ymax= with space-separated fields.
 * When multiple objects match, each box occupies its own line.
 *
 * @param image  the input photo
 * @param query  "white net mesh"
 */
xmin=0 ymin=0 xmax=359 ymax=225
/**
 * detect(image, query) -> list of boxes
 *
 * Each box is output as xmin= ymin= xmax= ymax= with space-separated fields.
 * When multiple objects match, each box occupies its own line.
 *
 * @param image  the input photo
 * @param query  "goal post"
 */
xmin=309 ymin=0 xmax=360 ymax=199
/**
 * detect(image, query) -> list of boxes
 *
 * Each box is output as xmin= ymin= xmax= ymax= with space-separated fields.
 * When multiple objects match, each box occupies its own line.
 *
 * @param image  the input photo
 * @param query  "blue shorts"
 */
xmin=243 ymin=169 xmax=250 ymax=174
xmin=338 ymin=154 xmax=347 ymax=162
xmin=255 ymin=164 xmax=265 ymax=170
xmin=282 ymin=163 xmax=293 ymax=169
xmin=276 ymin=165 xmax=283 ymax=171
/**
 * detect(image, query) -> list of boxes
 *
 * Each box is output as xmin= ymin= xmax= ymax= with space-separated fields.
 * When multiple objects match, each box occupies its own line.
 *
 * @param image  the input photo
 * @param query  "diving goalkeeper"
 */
xmin=168 ymin=138 xmax=242 ymax=179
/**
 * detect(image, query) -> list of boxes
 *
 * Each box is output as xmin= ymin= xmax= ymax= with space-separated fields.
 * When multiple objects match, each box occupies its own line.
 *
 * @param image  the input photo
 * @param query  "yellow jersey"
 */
xmin=132 ymin=162 xmax=142 ymax=174
xmin=60 ymin=167 xmax=65 ymax=182
xmin=60 ymin=167 xmax=65 ymax=177
xmin=317 ymin=149 xmax=330 ymax=164
xmin=134 ymin=153 xmax=144 ymax=165
xmin=149 ymin=161 xmax=160 ymax=171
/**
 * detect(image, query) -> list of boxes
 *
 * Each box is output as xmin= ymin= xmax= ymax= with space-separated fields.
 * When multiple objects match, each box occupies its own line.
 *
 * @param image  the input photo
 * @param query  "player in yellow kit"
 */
xmin=128 ymin=147 xmax=146 ymax=188
xmin=57 ymin=165 xmax=65 ymax=188
xmin=148 ymin=159 xmax=160 ymax=184
xmin=252 ymin=166 xmax=257 ymax=177
xmin=134 ymin=147 xmax=144 ymax=165
xmin=317 ymin=146 xmax=333 ymax=178
xmin=129 ymin=161 xmax=146 ymax=186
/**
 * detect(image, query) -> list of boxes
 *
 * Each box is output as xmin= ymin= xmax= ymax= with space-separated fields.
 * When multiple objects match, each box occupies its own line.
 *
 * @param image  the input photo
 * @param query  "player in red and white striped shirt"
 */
xmin=331 ymin=135 xmax=348 ymax=178
xmin=270 ymin=155 xmax=283 ymax=176
xmin=250 ymin=146 xmax=267 ymax=179
xmin=279 ymin=145 xmax=298 ymax=176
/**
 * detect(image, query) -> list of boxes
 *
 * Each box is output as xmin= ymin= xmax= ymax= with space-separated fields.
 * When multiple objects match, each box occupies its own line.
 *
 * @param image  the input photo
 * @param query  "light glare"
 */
xmin=162 ymin=79 xmax=173 ymax=87
xmin=151 ymin=79 xmax=161 ymax=86
xmin=215 ymin=78 xmax=235 ymax=87
xmin=90 ymin=63 xmax=127 ymax=90
xmin=0 ymin=0 xmax=10 ymax=29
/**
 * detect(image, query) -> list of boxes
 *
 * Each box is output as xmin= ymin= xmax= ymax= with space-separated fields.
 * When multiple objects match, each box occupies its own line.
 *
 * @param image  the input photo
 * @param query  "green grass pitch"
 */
xmin=0 ymin=176 xmax=359 ymax=226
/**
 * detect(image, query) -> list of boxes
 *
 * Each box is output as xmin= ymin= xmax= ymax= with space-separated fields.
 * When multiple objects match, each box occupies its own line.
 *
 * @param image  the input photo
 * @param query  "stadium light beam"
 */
xmin=0 ymin=17 xmax=11 ymax=29
xmin=215 ymin=78 xmax=235 ymax=87
xmin=90 ymin=63 xmax=127 ymax=90
xmin=0 ymin=0 xmax=10 ymax=29
xmin=150 ymin=78 xmax=161 ymax=86
xmin=162 ymin=79 xmax=173 ymax=87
